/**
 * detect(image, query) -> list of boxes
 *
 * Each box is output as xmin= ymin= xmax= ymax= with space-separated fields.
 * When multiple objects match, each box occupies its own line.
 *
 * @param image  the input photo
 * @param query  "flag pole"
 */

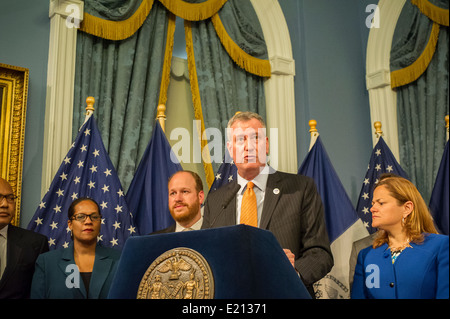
xmin=83 ymin=96 xmax=95 ymax=125
xmin=308 ymin=119 xmax=319 ymax=151
xmin=374 ymin=121 xmax=383 ymax=139
xmin=156 ymin=104 xmax=166 ymax=132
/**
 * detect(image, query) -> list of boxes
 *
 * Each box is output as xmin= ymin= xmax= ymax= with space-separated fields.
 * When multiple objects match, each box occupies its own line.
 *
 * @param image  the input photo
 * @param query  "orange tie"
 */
xmin=240 ymin=182 xmax=257 ymax=227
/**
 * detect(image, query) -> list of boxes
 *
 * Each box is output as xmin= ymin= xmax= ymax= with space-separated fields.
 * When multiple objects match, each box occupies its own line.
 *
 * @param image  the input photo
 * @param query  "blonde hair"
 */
xmin=226 ymin=111 xmax=266 ymax=142
xmin=227 ymin=111 xmax=266 ymax=130
xmin=372 ymin=174 xmax=438 ymax=248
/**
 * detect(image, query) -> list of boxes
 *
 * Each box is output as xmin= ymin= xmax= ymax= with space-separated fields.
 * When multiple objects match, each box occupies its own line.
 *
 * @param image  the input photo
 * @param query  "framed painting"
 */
xmin=0 ymin=63 xmax=29 ymax=226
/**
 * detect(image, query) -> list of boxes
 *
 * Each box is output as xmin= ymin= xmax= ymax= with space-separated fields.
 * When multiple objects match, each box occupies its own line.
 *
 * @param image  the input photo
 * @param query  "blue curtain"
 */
xmin=73 ymin=0 xmax=169 ymax=191
xmin=74 ymin=0 xmax=270 ymax=188
xmin=189 ymin=0 xmax=268 ymax=173
xmin=390 ymin=0 xmax=449 ymax=202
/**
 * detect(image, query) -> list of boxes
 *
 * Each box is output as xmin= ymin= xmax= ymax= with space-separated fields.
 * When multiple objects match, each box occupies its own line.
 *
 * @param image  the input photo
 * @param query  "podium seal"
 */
xmin=137 ymin=247 xmax=214 ymax=299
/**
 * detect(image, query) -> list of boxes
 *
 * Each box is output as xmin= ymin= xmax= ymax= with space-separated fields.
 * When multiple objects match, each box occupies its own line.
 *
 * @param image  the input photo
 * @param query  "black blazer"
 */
xmin=150 ymin=223 xmax=176 ymax=235
xmin=202 ymin=171 xmax=333 ymax=293
xmin=0 ymin=225 xmax=49 ymax=299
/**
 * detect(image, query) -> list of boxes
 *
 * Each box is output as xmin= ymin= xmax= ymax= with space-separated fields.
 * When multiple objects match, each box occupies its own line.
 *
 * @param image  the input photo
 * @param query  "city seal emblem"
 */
xmin=137 ymin=247 xmax=214 ymax=299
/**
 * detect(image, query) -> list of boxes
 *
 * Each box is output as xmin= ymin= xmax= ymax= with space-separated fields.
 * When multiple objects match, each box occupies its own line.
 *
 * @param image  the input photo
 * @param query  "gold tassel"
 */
xmin=391 ymin=22 xmax=440 ymax=88
xmin=159 ymin=0 xmax=228 ymax=21
xmin=211 ymin=14 xmax=271 ymax=78
xmin=411 ymin=0 xmax=449 ymax=26
xmin=158 ymin=13 xmax=176 ymax=106
xmin=184 ymin=20 xmax=215 ymax=188
xmin=79 ymin=0 xmax=154 ymax=41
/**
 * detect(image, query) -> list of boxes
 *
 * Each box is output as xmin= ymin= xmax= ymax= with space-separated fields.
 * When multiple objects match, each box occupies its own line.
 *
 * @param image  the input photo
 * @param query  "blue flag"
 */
xmin=209 ymin=148 xmax=237 ymax=192
xmin=298 ymin=136 xmax=360 ymax=242
xmin=356 ymin=136 xmax=408 ymax=234
xmin=126 ymin=121 xmax=182 ymax=234
xmin=429 ymin=141 xmax=449 ymax=235
xmin=28 ymin=115 xmax=136 ymax=249
xmin=298 ymin=136 xmax=368 ymax=299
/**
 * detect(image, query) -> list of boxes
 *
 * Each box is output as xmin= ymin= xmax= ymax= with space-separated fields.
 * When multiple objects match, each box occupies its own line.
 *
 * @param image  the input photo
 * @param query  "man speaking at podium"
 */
xmin=202 ymin=112 xmax=333 ymax=297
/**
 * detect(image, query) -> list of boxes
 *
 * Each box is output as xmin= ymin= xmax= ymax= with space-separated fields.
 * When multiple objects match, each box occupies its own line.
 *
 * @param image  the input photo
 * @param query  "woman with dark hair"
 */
xmin=31 ymin=198 xmax=121 ymax=299
xmin=351 ymin=174 xmax=449 ymax=299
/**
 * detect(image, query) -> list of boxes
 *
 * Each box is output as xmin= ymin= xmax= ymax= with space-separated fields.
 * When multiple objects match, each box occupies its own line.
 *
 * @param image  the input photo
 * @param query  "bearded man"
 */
xmin=150 ymin=171 xmax=204 ymax=234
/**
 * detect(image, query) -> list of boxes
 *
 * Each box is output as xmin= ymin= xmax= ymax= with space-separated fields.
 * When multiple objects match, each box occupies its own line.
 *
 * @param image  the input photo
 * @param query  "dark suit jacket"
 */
xmin=0 ymin=225 xmax=49 ymax=299
xmin=202 ymin=170 xmax=333 ymax=294
xmin=150 ymin=224 xmax=176 ymax=235
xmin=30 ymin=243 xmax=121 ymax=299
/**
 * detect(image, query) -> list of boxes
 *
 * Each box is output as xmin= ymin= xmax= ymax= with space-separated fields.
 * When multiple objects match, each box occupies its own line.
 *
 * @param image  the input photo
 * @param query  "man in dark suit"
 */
xmin=201 ymin=112 xmax=333 ymax=297
xmin=152 ymin=171 xmax=204 ymax=234
xmin=0 ymin=177 xmax=49 ymax=299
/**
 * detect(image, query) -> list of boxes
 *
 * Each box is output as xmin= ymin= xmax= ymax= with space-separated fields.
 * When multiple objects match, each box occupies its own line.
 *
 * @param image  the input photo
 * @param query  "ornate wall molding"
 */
xmin=41 ymin=0 xmax=84 ymax=195
xmin=251 ymin=0 xmax=297 ymax=173
xmin=366 ymin=0 xmax=406 ymax=160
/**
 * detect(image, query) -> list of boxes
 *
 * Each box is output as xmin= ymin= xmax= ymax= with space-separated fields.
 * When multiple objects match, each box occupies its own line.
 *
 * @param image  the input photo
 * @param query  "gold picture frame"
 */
xmin=0 ymin=63 xmax=29 ymax=226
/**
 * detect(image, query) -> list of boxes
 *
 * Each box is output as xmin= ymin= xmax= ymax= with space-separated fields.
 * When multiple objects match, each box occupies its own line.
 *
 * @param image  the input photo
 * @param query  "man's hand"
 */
xmin=283 ymin=249 xmax=295 ymax=268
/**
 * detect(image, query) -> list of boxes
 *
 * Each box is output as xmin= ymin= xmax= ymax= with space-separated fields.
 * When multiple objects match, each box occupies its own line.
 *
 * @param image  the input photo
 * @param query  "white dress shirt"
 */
xmin=175 ymin=215 xmax=203 ymax=232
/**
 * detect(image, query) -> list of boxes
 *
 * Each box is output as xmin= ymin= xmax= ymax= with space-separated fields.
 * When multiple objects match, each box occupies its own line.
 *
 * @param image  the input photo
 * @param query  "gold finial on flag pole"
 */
xmin=445 ymin=115 xmax=449 ymax=141
xmin=308 ymin=119 xmax=319 ymax=151
xmin=309 ymin=119 xmax=318 ymax=133
xmin=374 ymin=121 xmax=383 ymax=138
xmin=156 ymin=104 xmax=166 ymax=132
xmin=85 ymin=96 xmax=95 ymax=115
xmin=82 ymin=96 xmax=95 ymax=126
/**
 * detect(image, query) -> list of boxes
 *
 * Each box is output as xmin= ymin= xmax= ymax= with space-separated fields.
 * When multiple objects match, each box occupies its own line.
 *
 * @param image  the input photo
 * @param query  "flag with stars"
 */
xmin=27 ymin=115 xmax=137 ymax=250
xmin=356 ymin=136 xmax=408 ymax=234
xmin=429 ymin=141 xmax=449 ymax=235
xmin=209 ymin=148 xmax=237 ymax=192
xmin=125 ymin=121 xmax=182 ymax=235
xmin=299 ymin=136 xmax=368 ymax=299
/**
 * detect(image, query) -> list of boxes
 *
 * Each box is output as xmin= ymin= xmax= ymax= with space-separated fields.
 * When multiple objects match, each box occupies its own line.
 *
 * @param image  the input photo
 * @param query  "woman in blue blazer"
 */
xmin=31 ymin=198 xmax=121 ymax=299
xmin=352 ymin=174 xmax=449 ymax=299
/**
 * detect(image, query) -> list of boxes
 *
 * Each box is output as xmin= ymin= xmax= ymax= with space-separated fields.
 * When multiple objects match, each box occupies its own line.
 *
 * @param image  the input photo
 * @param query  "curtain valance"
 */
xmin=390 ymin=0 xmax=448 ymax=88
xmin=79 ymin=0 xmax=270 ymax=77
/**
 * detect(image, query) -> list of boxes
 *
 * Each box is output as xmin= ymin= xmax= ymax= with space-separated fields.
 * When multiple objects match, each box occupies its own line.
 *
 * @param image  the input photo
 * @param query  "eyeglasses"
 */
xmin=0 ymin=194 xmax=18 ymax=203
xmin=71 ymin=213 xmax=102 ymax=222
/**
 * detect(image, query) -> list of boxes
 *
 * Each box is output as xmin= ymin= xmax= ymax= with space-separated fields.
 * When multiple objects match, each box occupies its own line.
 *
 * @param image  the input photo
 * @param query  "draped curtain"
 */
xmin=73 ymin=0 xmax=270 ymax=190
xmin=390 ymin=0 xmax=449 ymax=203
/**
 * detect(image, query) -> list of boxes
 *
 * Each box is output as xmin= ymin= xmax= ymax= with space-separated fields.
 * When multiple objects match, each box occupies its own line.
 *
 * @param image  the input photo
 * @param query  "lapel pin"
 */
xmin=273 ymin=188 xmax=280 ymax=195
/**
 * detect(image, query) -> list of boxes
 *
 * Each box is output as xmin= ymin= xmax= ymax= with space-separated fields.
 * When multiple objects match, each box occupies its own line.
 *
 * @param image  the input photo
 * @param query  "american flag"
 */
xmin=27 ymin=115 xmax=136 ymax=249
xmin=209 ymin=149 xmax=237 ymax=192
xmin=356 ymin=136 xmax=408 ymax=234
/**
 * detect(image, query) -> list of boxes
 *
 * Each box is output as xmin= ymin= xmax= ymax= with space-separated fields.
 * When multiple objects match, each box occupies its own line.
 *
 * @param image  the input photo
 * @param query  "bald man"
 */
xmin=0 ymin=177 xmax=48 ymax=298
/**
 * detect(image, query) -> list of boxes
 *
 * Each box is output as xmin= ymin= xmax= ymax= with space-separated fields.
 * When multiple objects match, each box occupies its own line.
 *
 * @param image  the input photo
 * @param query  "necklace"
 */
xmin=388 ymin=239 xmax=412 ymax=254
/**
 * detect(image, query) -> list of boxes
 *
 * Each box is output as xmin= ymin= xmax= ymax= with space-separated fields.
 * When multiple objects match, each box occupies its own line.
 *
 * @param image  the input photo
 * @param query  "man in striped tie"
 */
xmin=202 ymin=112 xmax=333 ymax=298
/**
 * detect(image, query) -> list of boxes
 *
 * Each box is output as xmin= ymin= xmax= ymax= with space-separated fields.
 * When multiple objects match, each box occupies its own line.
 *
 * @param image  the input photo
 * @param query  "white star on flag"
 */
xmin=209 ymin=149 xmax=237 ymax=192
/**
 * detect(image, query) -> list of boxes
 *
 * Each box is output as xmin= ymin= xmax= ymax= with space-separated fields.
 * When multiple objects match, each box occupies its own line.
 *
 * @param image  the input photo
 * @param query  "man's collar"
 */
xmin=0 ymin=224 xmax=8 ymax=238
xmin=175 ymin=214 xmax=203 ymax=232
xmin=237 ymin=164 xmax=272 ymax=193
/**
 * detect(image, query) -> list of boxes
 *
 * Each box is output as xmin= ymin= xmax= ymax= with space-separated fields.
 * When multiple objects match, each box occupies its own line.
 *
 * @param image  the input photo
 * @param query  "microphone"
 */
xmin=209 ymin=183 xmax=241 ymax=227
